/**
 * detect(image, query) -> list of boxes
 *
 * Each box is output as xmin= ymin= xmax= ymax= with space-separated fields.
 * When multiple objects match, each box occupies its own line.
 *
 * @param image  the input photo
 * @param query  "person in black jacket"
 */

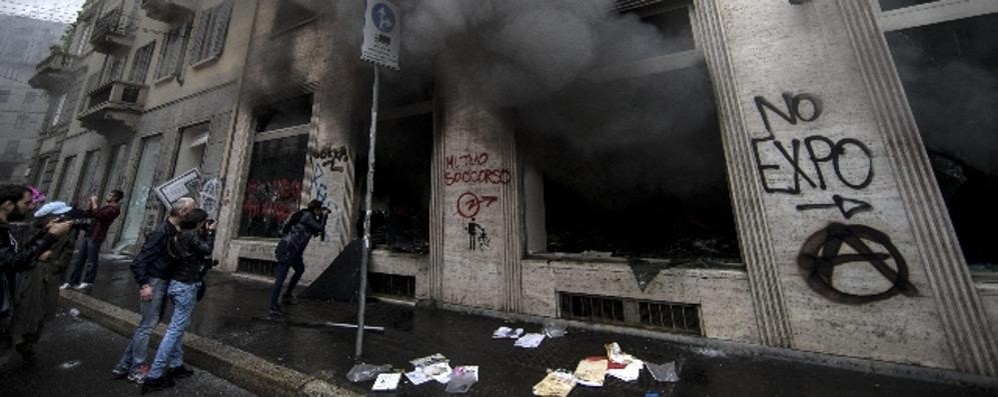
xmin=0 ymin=185 xmax=71 ymax=355
xmin=269 ymin=200 xmax=328 ymax=316
xmin=142 ymin=209 xmax=214 ymax=393
xmin=112 ymin=197 xmax=196 ymax=383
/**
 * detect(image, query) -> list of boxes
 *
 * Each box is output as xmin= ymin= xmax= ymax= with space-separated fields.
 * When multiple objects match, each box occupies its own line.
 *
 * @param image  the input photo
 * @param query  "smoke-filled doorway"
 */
xmin=518 ymin=63 xmax=740 ymax=262
xmin=885 ymin=12 xmax=998 ymax=272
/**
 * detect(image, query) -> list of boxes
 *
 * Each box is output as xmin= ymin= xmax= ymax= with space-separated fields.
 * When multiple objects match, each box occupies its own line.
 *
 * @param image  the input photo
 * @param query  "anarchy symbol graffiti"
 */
xmin=797 ymin=223 xmax=919 ymax=304
xmin=456 ymin=192 xmax=498 ymax=219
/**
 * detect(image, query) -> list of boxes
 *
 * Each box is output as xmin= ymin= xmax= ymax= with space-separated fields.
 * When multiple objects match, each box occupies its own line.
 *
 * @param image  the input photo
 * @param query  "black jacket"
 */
xmin=281 ymin=210 xmax=325 ymax=254
xmin=1 ymin=223 xmax=58 ymax=318
xmin=130 ymin=221 xmax=178 ymax=286
xmin=167 ymin=229 xmax=215 ymax=283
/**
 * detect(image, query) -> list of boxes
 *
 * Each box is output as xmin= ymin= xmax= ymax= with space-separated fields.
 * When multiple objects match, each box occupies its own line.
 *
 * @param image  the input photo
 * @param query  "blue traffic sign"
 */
xmin=372 ymin=3 xmax=396 ymax=33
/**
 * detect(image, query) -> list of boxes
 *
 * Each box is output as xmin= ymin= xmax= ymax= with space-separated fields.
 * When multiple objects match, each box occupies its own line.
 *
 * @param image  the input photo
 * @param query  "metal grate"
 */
xmin=559 ymin=292 xmax=702 ymax=335
xmin=639 ymin=301 xmax=701 ymax=334
xmin=369 ymin=273 xmax=416 ymax=299
xmin=237 ymin=258 xmax=277 ymax=277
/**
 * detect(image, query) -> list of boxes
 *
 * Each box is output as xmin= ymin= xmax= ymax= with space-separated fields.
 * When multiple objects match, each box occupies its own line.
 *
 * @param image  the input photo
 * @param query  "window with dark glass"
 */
xmin=885 ymin=13 xmax=998 ymax=272
xmin=239 ymin=95 xmax=313 ymax=238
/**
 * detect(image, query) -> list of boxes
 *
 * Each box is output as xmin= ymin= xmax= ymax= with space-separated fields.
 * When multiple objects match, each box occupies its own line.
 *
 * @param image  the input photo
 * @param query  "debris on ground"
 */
xmin=607 ymin=359 xmax=644 ymax=382
xmin=445 ymin=366 xmax=479 ymax=394
xmin=605 ymin=342 xmax=636 ymax=365
xmin=424 ymin=361 xmax=453 ymax=384
xmin=410 ymin=353 xmax=448 ymax=368
xmin=533 ymin=369 xmax=577 ymax=397
xmin=647 ymin=361 xmax=680 ymax=383
xmin=405 ymin=369 xmax=432 ymax=386
xmin=574 ymin=356 xmax=608 ymax=387
xmin=68 ymin=308 xmax=80 ymax=319
xmin=492 ymin=326 xmax=524 ymax=339
xmin=515 ymin=333 xmax=546 ymax=348
xmin=372 ymin=372 xmax=402 ymax=391
xmin=346 ymin=363 xmax=392 ymax=383
xmin=542 ymin=322 xmax=567 ymax=338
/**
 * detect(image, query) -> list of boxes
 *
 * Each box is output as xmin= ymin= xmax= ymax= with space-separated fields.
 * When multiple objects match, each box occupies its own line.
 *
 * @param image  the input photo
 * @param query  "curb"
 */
xmin=60 ymin=289 xmax=361 ymax=397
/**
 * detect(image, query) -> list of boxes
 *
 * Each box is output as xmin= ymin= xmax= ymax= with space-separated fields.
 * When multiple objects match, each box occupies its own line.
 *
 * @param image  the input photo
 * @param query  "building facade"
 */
xmin=0 ymin=15 xmax=64 ymax=184
xmin=36 ymin=0 xmax=998 ymax=375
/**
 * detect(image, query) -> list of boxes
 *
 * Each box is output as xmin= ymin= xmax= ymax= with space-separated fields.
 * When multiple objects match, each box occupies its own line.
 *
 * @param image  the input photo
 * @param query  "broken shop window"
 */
xmin=519 ymin=63 xmax=741 ymax=262
xmin=886 ymin=13 xmax=998 ymax=272
xmin=239 ymin=135 xmax=308 ymax=238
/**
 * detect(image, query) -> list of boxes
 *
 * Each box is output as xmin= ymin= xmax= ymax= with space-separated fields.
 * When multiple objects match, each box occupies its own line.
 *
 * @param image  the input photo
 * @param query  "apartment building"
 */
xmin=33 ymin=0 xmax=998 ymax=375
xmin=0 ymin=15 xmax=63 ymax=184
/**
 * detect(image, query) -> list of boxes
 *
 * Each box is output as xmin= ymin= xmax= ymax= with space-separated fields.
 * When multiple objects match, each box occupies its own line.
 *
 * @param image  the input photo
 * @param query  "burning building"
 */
xmin=30 ymin=0 xmax=998 ymax=376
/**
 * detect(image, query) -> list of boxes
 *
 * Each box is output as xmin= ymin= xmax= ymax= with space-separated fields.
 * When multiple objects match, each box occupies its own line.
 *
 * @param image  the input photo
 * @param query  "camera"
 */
xmin=57 ymin=216 xmax=96 ymax=232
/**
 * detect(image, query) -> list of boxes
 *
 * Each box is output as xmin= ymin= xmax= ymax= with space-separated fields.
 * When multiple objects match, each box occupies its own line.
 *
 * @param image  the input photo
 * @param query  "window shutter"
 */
xmin=188 ymin=8 xmax=210 ymax=64
xmin=129 ymin=42 xmax=155 ymax=83
xmin=207 ymin=0 xmax=233 ymax=59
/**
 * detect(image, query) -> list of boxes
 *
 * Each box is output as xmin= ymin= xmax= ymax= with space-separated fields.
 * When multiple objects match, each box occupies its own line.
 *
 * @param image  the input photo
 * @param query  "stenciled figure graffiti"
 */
xmin=466 ymin=219 xmax=489 ymax=251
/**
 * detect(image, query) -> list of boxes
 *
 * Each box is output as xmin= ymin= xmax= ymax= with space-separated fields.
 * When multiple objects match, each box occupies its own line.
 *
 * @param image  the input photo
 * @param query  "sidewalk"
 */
xmin=63 ymin=256 xmax=998 ymax=396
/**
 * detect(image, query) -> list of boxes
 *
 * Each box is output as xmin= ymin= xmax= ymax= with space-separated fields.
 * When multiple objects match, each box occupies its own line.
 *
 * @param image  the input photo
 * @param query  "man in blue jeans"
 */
xmin=61 ymin=190 xmax=122 ymax=290
xmin=111 ymin=197 xmax=195 ymax=383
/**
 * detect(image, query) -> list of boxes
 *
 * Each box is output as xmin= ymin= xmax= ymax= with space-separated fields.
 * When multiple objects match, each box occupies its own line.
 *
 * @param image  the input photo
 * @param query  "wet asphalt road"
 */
xmin=0 ymin=307 xmax=253 ymax=397
xmin=76 ymin=258 xmax=998 ymax=396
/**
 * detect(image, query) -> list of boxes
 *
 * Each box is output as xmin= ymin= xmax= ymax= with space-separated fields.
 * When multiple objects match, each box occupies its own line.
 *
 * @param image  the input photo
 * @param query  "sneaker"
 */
xmin=73 ymin=283 xmax=91 ymax=290
xmin=167 ymin=365 xmax=194 ymax=379
xmin=269 ymin=306 xmax=285 ymax=317
xmin=281 ymin=295 xmax=298 ymax=305
xmin=140 ymin=376 xmax=175 ymax=394
xmin=59 ymin=283 xmax=71 ymax=290
xmin=111 ymin=367 xmax=130 ymax=380
xmin=128 ymin=364 xmax=150 ymax=384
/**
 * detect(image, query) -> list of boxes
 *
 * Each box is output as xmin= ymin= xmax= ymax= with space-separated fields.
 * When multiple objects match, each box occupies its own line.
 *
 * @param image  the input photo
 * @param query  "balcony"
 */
xmin=141 ymin=0 xmax=195 ymax=23
xmin=90 ymin=8 xmax=133 ymax=54
xmin=77 ymin=80 xmax=148 ymax=132
xmin=28 ymin=51 xmax=75 ymax=93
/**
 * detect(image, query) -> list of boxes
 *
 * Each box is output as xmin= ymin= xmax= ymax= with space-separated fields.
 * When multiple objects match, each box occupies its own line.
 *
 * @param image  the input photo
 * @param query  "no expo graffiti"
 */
xmin=751 ymin=93 xmax=875 ymax=195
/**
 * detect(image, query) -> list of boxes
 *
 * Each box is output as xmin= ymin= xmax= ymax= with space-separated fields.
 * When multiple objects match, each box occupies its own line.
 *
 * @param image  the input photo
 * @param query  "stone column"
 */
xmin=693 ymin=0 xmax=996 ymax=374
xmin=432 ymin=80 xmax=523 ymax=311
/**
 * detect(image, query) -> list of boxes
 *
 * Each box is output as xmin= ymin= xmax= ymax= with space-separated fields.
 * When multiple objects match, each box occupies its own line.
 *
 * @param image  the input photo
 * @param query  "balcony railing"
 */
xmin=141 ymin=0 xmax=195 ymax=23
xmin=90 ymin=8 xmax=133 ymax=53
xmin=78 ymin=80 xmax=148 ymax=132
xmin=29 ymin=51 xmax=75 ymax=92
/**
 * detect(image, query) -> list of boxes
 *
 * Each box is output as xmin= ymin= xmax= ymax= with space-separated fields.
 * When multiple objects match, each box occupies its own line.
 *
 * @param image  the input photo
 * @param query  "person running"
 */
xmin=269 ymin=200 xmax=328 ymax=316
xmin=111 ymin=197 xmax=195 ymax=383
xmin=61 ymin=190 xmax=123 ymax=290
xmin=141 ymin=209 xmax=215 ymax=393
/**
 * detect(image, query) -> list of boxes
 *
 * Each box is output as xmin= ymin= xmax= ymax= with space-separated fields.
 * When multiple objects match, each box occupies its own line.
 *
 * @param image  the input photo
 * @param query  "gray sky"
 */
xmin=0 ymin=0 xmax=85 ymax=23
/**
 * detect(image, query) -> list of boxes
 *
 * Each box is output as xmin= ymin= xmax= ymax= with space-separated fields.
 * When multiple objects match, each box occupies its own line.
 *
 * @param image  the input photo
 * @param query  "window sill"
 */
xmin=190 ymin=54 xmax=221 ymax=70
xmin=269 ymin=16 xmax=318 ymax=38
xmin=526 ymin=252 xmax=745 ymax=269
xmin=153 ymin=74 xmax=176 ymax=86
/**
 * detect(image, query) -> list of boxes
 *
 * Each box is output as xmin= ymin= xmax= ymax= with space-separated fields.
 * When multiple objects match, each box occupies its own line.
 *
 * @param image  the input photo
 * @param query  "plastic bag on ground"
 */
xmin=346 ymin=363 xmax=392 ymax=383
xmin=542 ymin=321 xmax=567 ymax=338
xmin=647 ymin=361 xmax=680 ymax=383
xmin=445 ymin=366 xmax=479 ymax=394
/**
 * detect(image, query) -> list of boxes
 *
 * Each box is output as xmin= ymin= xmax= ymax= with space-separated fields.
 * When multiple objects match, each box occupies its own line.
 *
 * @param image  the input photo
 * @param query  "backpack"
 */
xmin=278 ymin=210 xmax=305 ymax=237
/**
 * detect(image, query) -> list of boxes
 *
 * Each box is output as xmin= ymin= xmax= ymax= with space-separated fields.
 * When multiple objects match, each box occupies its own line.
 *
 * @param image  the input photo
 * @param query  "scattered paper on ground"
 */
xmin=515 ymin=333 xmax=546 ymax=348
xmin=372 ymin=373 xmax=402 ymax=391
xmin=607 ymin=359 xmax=644 ymax=382
xmin=574 ymin=357 xmax=608 ymax=387
xmin=423 ymin=362 xmax=453 ymax=384
xmin=453 ymin=365 xmax=480 ymax=382
xmin=446 ymin=366 xmax=480 ymax=394
xmin=405 ymin=369 xmax=432 ymax=386
xmin=493 ymin=326 xmax=524 ymax=339
xmin=605 ymin=342 xmax=636 ymax=365
xmin=533 ymin=370 xmax=577 ymax=397
xmin=411 ymin=353 xmax=449 ymax=368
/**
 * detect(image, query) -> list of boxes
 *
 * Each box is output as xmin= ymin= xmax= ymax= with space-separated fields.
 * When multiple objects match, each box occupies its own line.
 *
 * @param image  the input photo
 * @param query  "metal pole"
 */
xmin=355 ymin=67 xmax=380 ymax=359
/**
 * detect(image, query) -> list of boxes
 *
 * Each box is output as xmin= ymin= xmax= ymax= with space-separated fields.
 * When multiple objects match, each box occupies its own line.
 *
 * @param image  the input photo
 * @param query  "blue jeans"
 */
xmin=113 ymin=277 xmax=167 ymax=372
xmin=68 ymin=238 xmax=102 ymax=284
xmin=148 ymin=280 xmax=198 ymax=379
xmin=270 ymin=240 xmax=304 ymax=308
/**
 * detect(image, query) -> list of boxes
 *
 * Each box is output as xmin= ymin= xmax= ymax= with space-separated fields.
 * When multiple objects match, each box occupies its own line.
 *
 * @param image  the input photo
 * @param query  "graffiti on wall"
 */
xmin=456 ymin=191 xmax=498 ymax=219
xmin=198 ymin=176 xmax=222 ymax=217
xmin=466 ymin=219 xmax=490 ymax=251
xmin=797 ymin=223 xmax=918 ymax=304
xmin=752 ymin=92 xmax=916 ymax=303
xmin=310 ymin=145 xmax=349 ymax=173
xmin=444 ymin=152 xmax=511 ymax=186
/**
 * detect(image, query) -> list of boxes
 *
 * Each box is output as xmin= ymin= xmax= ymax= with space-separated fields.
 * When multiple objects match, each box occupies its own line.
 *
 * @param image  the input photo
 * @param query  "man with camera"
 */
xmin=270 ymin=200 xmax=329 ymax=316
xmin=61 ymin=190 xmax=123 ymax=290
xmin=1 ymin=185 xmax=72 ymax=355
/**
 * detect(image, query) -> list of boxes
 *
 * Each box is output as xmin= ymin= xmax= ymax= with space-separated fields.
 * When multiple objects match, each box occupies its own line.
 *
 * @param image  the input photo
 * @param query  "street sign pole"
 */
xmin=355 ymin=0 xmax=399 ymax=361
xmin=355 ymin=66 xmax=380 ymax=360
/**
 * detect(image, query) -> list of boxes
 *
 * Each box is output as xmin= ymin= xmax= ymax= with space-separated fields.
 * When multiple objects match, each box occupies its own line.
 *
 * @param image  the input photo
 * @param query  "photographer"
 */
xmin=1 ymin=185 xmax=72 ymax=353
xmin=269 ymin=200 xmax=329 ymax=316
xmin=141 ymin=209 xmax=215 ymax=392
xmin=62 ymin=190 xmax=123 ymax=290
